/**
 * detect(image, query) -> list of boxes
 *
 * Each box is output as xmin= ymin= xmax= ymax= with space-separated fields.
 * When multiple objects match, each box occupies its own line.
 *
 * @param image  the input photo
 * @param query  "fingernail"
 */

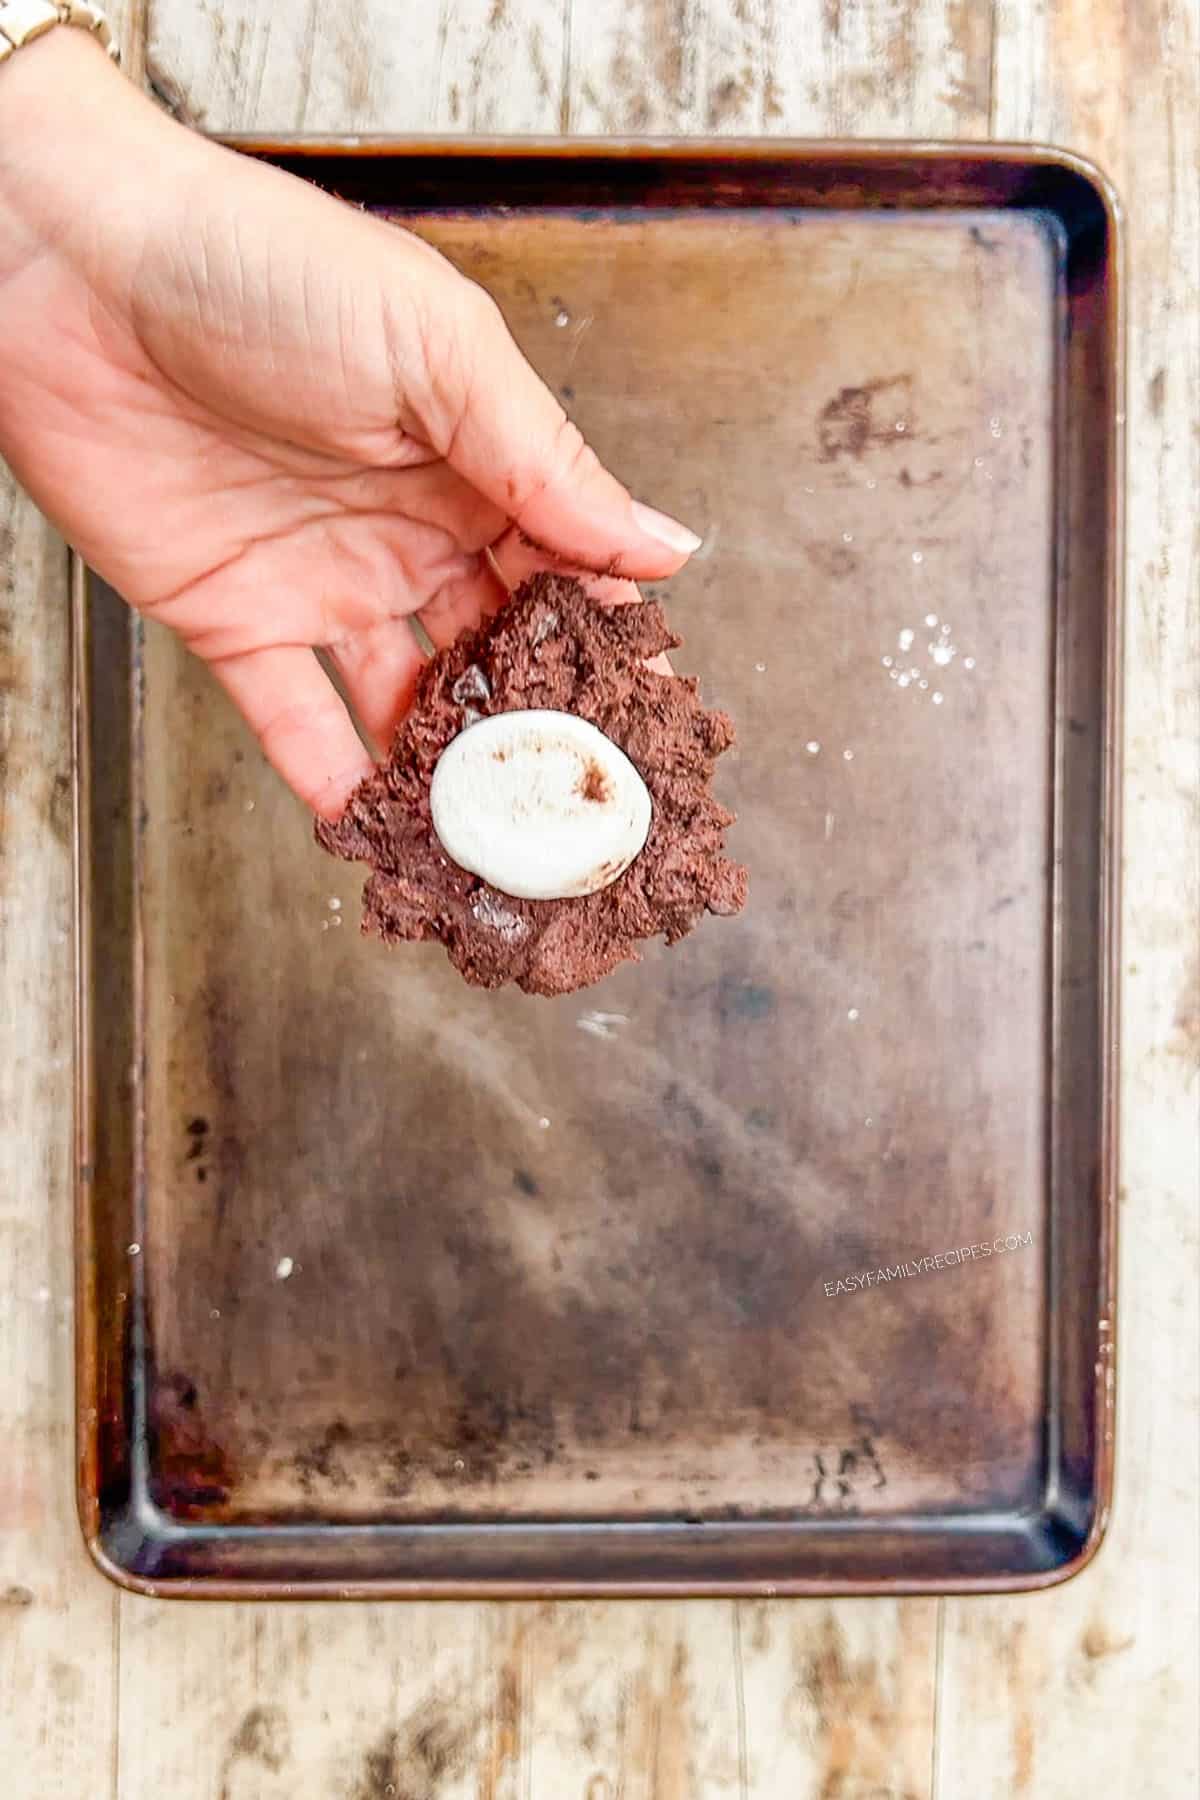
xmin=313 ymin=759 xmax=375 ymax=820
xmin=630 ymin=500 xmax=703 ymax=556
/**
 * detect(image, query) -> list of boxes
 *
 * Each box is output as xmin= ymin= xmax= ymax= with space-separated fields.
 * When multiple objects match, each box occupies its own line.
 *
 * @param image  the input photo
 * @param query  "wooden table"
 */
xmin=2 ymin=4 xmax=1196 ymax=1794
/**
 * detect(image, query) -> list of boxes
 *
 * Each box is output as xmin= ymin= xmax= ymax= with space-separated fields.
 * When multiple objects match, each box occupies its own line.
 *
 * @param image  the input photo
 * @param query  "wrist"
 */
xmin=0 ymin=26 xmax=172 ymax=285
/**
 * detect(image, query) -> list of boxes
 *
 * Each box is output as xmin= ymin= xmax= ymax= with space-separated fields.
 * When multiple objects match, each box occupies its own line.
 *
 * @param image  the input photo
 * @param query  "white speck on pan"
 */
xmin=577 ymin=1011 xmax=629 ymax=1039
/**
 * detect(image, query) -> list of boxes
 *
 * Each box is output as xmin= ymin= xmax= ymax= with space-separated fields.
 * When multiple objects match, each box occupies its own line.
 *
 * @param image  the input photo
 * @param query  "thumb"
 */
xmin=425 ymin=280 xmax=703 ymax=578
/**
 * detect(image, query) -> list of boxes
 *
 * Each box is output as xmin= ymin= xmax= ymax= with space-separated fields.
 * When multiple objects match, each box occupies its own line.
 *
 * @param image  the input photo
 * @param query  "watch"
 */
xmin=0 ymin=1 xmax=119 ymax=64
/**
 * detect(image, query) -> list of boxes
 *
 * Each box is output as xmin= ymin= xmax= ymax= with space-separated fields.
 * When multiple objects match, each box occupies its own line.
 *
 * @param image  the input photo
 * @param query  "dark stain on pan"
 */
xmin=138 ymin=939 xmax=1041 ymax=1522
xmin=295 ymin=1421 xmax=355 ymax=1494
xmin=197 ymin=984 xmax=249 ymax=1231
xmin=185 ymin=1114 xmax=211 ymax=1184
xmin=715 ymin=976 xmax=776 ymax=1023
xmin=382 ymin=1446 xmax=415 ymax=1499
xmin=147 ymin=1370 xmax=235 ymax=1518
xmin=800 ymin=1428 xmax=890 ymax=1514
xmin=804 ymin=542 xmax=860 ymax=579
xmin=816 ymin=374 xmax=914 ymax=461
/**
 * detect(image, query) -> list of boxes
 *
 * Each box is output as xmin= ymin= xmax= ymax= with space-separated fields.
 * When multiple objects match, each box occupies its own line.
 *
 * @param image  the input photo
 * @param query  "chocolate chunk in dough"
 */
xmin=316 ymin=573 xmax=748 ymax=996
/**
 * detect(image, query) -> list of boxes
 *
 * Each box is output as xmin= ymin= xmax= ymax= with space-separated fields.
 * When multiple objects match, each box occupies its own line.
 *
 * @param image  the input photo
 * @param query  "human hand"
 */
xmin=0 ymin=31 xmax=700 ymax=815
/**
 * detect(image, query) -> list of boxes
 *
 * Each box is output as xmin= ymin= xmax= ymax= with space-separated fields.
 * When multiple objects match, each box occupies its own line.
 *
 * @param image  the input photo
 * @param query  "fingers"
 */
xmin=413 ymin=524 xmax=640 ymax=656
xmin=312 ymin=459 xmax=509 ymax=557
xmin=328 ymin=617 xmax=428 ymax=751
xmin=211 ymin=644 xmax=374 ymax=819
xmin=417 ymin=557 xmax=508 ymax=650
xmin=423 ymin=281 xmax=703 ymax=580
xmin=488 ymin=524 xmax=644 ymax=610
xmin=486 ymin=526 xmax=675 ymax=676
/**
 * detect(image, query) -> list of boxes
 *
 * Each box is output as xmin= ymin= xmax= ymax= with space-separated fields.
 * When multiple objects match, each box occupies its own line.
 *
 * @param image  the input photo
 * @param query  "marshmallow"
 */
xmin=429 ymin=709 xmax=652 ymax=901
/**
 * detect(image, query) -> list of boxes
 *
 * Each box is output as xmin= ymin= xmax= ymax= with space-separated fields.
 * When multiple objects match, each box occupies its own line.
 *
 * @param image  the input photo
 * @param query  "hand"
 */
xmin=0 ymin=32 xmax=700 ymax=815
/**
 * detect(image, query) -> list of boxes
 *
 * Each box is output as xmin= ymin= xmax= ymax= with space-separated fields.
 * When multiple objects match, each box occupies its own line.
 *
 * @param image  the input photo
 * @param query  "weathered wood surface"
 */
xmin=2 ymin=1 xmax=1196 ymax=1795
xmin=935 ymin=6 xmax=1200 ymax=1796
xmin=1 ymin=7 xmax=136 ymax=1786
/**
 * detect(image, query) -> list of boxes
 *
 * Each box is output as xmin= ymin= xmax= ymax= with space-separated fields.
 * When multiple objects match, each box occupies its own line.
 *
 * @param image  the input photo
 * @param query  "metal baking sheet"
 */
xmin=75 ymin=142 xmax=1122 ymax=1596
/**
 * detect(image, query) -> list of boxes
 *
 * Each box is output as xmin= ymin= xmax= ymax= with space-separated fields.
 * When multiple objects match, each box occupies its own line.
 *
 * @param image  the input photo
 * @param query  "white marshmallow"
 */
xmin=429 ymin=709 xmax=652 ymax=901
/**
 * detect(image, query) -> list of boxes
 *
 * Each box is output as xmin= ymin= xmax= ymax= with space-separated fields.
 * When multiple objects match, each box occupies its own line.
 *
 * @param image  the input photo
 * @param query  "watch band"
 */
xmin=0 ymin=1 xmax=119 ymax=64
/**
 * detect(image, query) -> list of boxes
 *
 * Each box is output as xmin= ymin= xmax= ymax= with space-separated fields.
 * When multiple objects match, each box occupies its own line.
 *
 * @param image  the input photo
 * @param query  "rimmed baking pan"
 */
xmin=75 ymin=140 xmax=1122 ymax=1595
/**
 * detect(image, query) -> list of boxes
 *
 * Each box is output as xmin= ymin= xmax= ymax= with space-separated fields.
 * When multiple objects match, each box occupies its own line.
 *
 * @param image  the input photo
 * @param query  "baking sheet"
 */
xmin=75 ymin=143 xmax=1121 ymax=1594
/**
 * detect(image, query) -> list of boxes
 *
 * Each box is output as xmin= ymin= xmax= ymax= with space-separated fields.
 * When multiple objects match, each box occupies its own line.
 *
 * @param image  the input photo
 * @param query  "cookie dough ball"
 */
xmin=316 ymin=573 xmax=747 ymax=996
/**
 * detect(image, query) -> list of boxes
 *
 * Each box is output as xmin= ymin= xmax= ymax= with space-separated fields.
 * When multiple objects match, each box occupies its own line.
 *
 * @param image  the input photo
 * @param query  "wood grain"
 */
xmin=146 ymin=0 xmax=568 ymax=133
xmin=732 ymin=1601 xmax=937 ymax=1798
xmin=2 ymin=0 xmax=1197 ymax=1796
xmin=936 ymin=3 xmax=1200 ymax=1795
xmin=568 ymin=0 xmax=992 ymax=135
xmin=0 ymin=13 xmax=143 ymax=1792
xmin=0 ymin=396 xmax=117 ymax=1796
xmin=118 ymin=1599 xmax=936 ymax=1796
xmin=117 ymin=1602 xmax=525 ymax=1798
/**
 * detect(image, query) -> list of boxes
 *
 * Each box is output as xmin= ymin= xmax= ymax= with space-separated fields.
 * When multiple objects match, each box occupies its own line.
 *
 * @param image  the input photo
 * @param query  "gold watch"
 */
xmin=0 ymin=1 xmax=119 ymax=64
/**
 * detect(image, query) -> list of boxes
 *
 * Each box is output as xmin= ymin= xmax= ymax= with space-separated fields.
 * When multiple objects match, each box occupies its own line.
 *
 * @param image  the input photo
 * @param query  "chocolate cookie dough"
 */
xmin=317 ymin=573 xmax=747 ymax=996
